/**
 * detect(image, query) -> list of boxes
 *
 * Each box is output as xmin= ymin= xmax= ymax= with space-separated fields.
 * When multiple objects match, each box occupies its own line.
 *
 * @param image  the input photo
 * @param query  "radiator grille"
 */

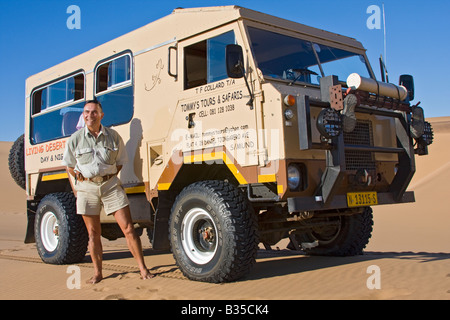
xmin=343 ymin=120 xmax=376 ymax=171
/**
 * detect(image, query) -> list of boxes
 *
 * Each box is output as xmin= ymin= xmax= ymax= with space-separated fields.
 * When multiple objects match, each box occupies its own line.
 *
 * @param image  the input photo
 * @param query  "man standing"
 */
xmin=62 ymin=100 xmax=154 ymax=284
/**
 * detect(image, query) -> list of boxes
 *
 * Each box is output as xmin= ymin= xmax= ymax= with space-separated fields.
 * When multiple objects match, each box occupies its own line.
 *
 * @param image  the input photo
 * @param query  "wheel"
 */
xmin=35 ymin=193 xmax=88 ymax=264
xmin=169 ymin=181 xmax=258 ymax=283
xmin=299 ymin=207 xmax=373 ymax=256
xmin=8 ymin=134 xmax=25 ymax=189
xmin=101 ymin=223 xmax=124 ymax=240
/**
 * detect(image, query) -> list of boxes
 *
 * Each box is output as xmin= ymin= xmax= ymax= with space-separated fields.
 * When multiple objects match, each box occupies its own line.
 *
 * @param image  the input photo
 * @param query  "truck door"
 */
xmin=176 ymin=27 xmax=261 ymax=170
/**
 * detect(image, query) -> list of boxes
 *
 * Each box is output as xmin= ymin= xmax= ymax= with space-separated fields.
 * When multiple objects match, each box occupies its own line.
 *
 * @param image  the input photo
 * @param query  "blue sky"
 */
xmin=1 ymin=0 xmax=449 ymax=141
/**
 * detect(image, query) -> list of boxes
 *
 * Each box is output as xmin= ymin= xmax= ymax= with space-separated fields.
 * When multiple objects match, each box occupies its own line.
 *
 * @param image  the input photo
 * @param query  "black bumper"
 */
xmin=288 ymin=191 xmax=415 ymax=212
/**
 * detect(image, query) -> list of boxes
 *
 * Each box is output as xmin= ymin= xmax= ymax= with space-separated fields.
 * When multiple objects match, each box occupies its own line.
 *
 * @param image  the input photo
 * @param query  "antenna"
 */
xmin=379 ymin=54 xmax=389 ymax=83
xmin=378 ymin=3 xmax=389 ymax=83
xmin=382 ymin=3 xmax=387 ymax=67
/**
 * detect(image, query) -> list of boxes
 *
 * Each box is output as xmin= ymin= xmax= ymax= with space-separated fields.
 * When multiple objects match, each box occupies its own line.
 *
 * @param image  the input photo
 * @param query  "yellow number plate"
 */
xmin=347 ymin=192 xmax=378 ymax=207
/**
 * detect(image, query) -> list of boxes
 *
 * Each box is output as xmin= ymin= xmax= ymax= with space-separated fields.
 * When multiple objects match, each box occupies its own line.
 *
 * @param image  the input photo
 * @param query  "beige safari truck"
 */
xmin=9 ymin=6 xmax=433 ymax=283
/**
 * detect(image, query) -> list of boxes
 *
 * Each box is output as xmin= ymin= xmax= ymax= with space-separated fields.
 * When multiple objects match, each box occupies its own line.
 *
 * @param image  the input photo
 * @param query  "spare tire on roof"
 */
xmin=8 ymin=134 xmax=26 ymax=190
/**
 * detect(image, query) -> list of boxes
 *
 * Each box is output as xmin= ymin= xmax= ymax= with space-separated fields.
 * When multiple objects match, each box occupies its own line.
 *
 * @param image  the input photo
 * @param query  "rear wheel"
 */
xmin=169 ymin=181 xmax=258 ymax=283
xmin=8 ymin=134 xmax=25 ymax=190
xmin=35 ymin=193 xmax=88 ymax=264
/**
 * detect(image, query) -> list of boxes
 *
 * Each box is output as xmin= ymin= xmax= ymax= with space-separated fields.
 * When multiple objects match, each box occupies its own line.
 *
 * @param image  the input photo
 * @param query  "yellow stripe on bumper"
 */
xmin=41 ymin=172 xmax=69 ymax=181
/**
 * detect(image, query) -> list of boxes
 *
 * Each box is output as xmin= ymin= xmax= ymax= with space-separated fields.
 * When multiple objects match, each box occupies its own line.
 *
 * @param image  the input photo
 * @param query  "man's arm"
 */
xmin=67 ymin=166 xmax=85 ymax=182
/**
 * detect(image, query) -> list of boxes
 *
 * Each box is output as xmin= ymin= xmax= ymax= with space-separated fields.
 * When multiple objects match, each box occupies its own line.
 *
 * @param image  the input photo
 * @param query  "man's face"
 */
xmin=83 ymin=103 xmax=104 ymax=129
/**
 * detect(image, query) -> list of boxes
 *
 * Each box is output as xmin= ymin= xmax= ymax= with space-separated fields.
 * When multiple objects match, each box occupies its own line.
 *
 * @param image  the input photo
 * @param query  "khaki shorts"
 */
xmin=75 ymin=176 xmax=129 ymax=216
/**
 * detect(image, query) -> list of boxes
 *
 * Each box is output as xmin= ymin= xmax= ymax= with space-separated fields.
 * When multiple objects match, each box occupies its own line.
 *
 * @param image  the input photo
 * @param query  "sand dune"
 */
xmin=368 ymin=119 xmax=450 ymax=253
xmin=0 ymin=118 xmax=449 ymax=301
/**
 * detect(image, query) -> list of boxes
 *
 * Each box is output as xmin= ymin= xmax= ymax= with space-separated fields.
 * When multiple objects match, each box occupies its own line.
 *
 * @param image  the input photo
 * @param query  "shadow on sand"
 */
xmin=77 ymin=246 xmax=450 ymax=283
xmin=245 ymin=250 xmax=450 ymax=281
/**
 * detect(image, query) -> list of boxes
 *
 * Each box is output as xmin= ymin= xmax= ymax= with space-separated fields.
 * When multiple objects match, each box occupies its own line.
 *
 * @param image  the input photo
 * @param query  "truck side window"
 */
xmin=96 ymin=54 xmax=131 ymax=93
xmin=30 ymin=73 xmax=85 ymax=144
xmin=95 ymin=53 xmax=134 ymax=128
xmin=184 ymin=31 xmax=235 ymax=90
xmin=32 ymin=74 xmax=84 ymax=114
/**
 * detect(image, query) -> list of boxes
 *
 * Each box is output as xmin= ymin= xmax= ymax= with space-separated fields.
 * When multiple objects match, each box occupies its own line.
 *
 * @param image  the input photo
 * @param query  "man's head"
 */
xmin=83 ymin=100 xmax=104 ymax=130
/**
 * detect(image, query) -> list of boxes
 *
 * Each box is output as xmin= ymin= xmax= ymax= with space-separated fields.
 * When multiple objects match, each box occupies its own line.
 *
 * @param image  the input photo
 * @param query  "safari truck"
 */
xmin=9 ymin=6 xmax=433 ymax=283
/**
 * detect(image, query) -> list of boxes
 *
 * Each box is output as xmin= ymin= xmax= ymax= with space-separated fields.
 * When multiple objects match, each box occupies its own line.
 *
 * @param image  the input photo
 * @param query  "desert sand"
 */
xmin=0 ymin=118 xmax=449 ymax=302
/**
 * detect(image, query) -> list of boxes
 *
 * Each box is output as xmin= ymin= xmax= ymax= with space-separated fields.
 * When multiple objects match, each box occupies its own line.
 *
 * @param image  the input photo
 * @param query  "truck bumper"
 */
xmin=288 ymin=191 xmax=415 ymax=212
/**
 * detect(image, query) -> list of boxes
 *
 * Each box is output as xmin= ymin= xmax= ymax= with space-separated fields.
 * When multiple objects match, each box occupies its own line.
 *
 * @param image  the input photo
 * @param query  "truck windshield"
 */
xmin=247 ymin=27 xmax=371 ymax=85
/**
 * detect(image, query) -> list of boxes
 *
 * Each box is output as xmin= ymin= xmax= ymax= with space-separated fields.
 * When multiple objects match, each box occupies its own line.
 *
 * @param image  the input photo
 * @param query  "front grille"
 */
xmin=343 ymin=120 xmax=376 ymax=171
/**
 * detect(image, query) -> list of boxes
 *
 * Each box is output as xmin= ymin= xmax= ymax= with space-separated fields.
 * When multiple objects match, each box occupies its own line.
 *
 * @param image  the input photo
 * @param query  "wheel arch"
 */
xmin=151 ymin=162 xmax=240 ymax=251
xmin=151 ymin=150 xmax=248 ymax=251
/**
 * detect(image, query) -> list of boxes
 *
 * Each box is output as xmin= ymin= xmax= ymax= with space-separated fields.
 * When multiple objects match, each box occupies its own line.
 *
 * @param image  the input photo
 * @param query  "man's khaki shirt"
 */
xmin=62 ymin=125 xmax=128 ymax=178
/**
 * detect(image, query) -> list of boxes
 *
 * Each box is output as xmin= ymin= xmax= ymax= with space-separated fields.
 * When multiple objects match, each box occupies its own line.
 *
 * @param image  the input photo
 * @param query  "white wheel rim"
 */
xmin=181 ymin=208 xmax=217 ymax=265
xmin=40 ymin=211 xmax=59 ymax=252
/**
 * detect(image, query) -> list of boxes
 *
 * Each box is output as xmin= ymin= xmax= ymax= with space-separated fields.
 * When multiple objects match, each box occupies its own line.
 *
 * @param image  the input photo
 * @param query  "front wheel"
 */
xmin=299 ymin=207 xmax=374 ymax=256
xmin=169 ymin=181 xmax=258 ymax=283
xmin=35 ymin=193 xmax=88 ymax=264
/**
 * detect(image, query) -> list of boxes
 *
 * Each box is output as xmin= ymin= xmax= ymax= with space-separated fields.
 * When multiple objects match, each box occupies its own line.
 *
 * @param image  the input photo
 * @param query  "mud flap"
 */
xmin=24 ymin=208 xmax=36 ymax=244
xmin=151 ymin=191 xmax=172 ymax=251
xmin=152 ymin=211 xmax=170 ymax=251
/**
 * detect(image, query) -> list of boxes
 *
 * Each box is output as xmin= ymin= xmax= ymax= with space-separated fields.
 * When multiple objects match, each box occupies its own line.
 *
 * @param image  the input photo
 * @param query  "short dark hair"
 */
xmin=84 ymin=99 xmax=103 ymax=111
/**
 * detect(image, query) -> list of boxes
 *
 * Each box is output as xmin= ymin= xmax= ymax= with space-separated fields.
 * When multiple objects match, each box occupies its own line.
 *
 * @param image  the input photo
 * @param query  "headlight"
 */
xmin=316 ymin=108 xmax=342 ymax=139
xmin=422 ymin=121 xmax=434 ymax=145
xmin=284 ymin=109 xmax=294 ymax=120
xmin=287 ymin=164 xmax=301 ymax=190
xmin=410 ymin=106 xmax=425 ymax=139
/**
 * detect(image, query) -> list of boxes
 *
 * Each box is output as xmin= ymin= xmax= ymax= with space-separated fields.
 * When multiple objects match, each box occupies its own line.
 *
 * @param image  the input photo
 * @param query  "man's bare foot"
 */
xmin=140 ymin=269 xmax=155 ymax=280
xmin=86 ymin=275 xmax=103 ymax=284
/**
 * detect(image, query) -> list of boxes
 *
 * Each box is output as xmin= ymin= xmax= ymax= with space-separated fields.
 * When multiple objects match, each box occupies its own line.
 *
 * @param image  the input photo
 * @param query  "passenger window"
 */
xmin=30 ymin=73 xmax=85 ymax=144
xmin=94 ymin=52 xmax=134 ymax=128
xmin=96 ymin=54 xmax=131 ymax=93
xmin=184 ymin=31 xmax=235 ymax=90
xmin=32 ymin=74 xmax=84 ymax=114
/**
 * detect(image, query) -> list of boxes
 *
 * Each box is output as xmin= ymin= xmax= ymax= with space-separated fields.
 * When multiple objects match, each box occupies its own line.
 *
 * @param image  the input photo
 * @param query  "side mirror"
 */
xmin=399 ymin=74 xmax=415 ymax=101
xmin=226 ymin=44 xmax=244 ymax=79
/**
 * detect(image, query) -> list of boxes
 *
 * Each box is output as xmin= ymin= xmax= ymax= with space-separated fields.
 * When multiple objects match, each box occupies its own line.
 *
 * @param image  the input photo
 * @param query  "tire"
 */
xmin=101 ymin=223 xmax=124 ymax=240
xmin=35 ymin=192 xmax=88 ymax=264
xmin=8 ymin=134 xmax=25 ymax=190
xmin=300 ymin=207 xmax=373 ymax=256
xmin=169 ymin=181 xmax=259 ymax=283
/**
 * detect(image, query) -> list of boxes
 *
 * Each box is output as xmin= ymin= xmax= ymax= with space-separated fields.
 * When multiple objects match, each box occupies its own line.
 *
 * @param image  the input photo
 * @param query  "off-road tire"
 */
xmin=8 ymin=134 xmax=25 ymax=190
xmin=169 ymin=180 xmax=259 ymax=283
xmin=35 ymin=192 xmax=88 ymax=264
xmin=301 ymin=207 xmax=373 ymax=256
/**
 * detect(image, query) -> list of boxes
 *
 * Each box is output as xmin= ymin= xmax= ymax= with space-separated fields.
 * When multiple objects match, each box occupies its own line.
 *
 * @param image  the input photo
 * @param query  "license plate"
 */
xmin=347 ymin=192 xmax=378 ymax=207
